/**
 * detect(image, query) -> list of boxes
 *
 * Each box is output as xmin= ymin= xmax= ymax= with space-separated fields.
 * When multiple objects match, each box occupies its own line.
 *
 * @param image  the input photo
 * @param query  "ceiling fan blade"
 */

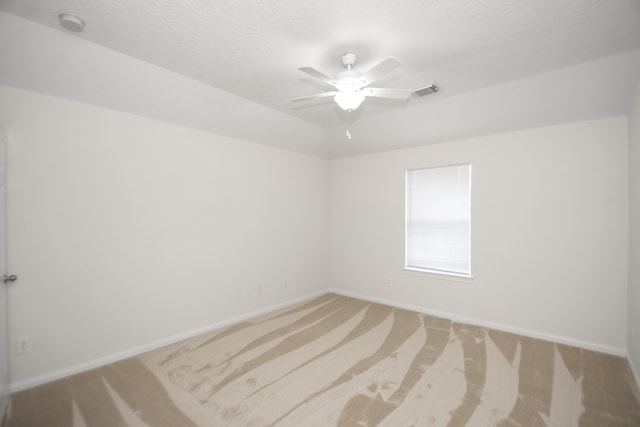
xmin=297 ymin=67 xmax=337 ymax=86
xmin=290 ymin=91 xmax=337 ymax=102
xmin=361 ymin=58 xmax=401 ymax=86
xmin=362 ymin=87 xmax=411 ymax=100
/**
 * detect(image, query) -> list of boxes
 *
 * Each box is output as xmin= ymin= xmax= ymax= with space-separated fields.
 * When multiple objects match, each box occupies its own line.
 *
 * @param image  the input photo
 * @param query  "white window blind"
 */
xmin=406 ymin=164 xmax=471 ymax=276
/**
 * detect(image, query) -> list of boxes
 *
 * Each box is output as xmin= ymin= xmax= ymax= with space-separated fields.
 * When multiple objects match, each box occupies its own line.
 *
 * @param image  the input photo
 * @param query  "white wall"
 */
xmin=330 ymin=117 xmax=629 ymax=353
xmin=629 ymin=74 xmax=640 ymax=382
xmin=0 ymin=81 xmax=634 ymax=388
xmin=0 ymin=85 xmax=329 ymax=387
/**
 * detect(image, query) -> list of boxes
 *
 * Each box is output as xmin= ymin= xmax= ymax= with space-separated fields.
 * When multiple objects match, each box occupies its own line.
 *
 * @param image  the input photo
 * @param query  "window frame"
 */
xmin=404 ymin=163 xmax=473 ymax=282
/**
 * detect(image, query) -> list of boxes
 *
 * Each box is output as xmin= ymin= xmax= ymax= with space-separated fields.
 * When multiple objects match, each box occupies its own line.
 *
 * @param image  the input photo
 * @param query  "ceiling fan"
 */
xmin=291 ymin=53 xmax=436 ymax=112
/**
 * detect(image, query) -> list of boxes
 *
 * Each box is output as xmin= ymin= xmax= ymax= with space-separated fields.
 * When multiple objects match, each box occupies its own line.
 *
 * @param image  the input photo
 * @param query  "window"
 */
xmin=405 ymin=163 xmax=471 ymax=277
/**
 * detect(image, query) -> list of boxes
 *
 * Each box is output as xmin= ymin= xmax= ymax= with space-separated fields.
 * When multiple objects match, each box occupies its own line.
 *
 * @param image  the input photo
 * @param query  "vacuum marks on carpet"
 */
xmin=5 ymin=294 xmax=640 ymax=426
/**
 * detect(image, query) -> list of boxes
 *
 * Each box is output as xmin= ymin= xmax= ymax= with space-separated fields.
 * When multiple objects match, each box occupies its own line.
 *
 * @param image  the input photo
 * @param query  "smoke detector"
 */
xmin=59 ymin=14 xmax=85 ymax=32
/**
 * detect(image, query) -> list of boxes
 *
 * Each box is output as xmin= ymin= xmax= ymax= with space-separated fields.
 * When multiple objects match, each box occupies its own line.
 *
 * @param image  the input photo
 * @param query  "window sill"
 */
xmin=403 ymin=267 xmax=474 ymax=284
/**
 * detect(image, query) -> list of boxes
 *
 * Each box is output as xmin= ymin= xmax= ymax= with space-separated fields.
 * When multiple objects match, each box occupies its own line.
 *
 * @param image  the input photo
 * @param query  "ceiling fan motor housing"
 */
xmin=336 ymin=70 xmax=365 ymax=90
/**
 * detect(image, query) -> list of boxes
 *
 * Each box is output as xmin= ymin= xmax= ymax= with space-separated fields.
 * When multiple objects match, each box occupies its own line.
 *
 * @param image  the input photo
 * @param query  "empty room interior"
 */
xmin=1 ymin=1 xmax=640 ymax=426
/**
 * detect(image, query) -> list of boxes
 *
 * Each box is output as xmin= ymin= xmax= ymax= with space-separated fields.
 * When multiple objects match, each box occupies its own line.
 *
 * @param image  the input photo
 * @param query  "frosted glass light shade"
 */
xmin=334 ymin=89 xmax=365 ymax=111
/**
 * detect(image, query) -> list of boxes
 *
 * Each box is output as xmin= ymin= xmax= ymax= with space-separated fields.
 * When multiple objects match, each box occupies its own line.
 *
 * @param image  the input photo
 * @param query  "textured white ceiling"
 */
xmin=1 ymin=1 xmax=640 ymax=157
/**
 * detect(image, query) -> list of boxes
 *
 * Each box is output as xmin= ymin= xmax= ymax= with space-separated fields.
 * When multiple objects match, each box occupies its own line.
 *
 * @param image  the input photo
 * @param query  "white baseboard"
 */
xmin=10 ymin=290 xmax=327 ymax=393
xmin=328 ymin=288 xmax=627 ymax=357
xmin=12 ymin=288 xmax=631 ymax=393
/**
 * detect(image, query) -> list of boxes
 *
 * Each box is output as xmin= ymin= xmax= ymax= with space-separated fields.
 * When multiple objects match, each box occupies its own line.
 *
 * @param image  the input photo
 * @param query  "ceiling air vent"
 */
xmin=412 ymin=83 xmax=439 ymax=97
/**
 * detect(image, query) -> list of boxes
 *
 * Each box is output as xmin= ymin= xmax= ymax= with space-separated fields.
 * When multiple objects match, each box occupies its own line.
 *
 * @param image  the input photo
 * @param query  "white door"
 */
xmin=0 ymin=133 xmax=10 ymax=419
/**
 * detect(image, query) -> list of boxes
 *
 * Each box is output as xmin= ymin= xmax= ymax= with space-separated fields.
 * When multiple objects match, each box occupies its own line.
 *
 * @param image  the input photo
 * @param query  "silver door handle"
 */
xmin=3 ymin=275 xmax=17 ymax=284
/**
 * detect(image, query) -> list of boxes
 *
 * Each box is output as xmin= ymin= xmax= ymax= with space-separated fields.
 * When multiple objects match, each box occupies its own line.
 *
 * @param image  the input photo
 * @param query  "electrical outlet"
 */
xmin=258 ymin=285 xmax=262 ymax=294
xmin=283 ymin=279 xmax=288 ymax=289
xmin=16 ymin=336 xmax=30 ymax=355
xmin=387 ymin=278 xmax=392 ymax=287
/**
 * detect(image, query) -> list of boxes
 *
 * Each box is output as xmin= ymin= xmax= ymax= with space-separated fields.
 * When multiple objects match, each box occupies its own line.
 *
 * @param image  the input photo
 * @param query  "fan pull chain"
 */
xmin=344 ymin=111 xmax=353 ymax=156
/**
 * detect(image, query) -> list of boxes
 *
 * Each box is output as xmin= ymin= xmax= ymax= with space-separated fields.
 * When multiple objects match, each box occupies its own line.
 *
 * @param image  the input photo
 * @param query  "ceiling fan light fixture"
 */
xmin=334 ymin=89 xmax=365 ymax=111
xmin=293 ymin=53 xmax=415 ymax=114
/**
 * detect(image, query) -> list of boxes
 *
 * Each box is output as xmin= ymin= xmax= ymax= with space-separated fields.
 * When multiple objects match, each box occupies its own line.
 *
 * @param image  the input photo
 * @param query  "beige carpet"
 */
xmin=4 ymin=293 xmax=640 ymax=426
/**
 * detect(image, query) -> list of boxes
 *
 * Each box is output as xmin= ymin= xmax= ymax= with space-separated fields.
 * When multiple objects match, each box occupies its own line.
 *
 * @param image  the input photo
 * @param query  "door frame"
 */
xmin=0 ymin=131 xmax=11 ymax=421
